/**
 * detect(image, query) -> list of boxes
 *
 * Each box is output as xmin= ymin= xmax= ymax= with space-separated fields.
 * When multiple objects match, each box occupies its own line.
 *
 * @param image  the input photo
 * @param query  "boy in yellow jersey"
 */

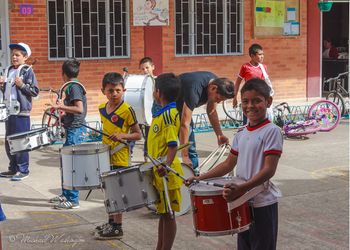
xmin=94 ymin=72 xmax=142 ymax=240
xmin=147 ymin=73 xmax=183 ymax=250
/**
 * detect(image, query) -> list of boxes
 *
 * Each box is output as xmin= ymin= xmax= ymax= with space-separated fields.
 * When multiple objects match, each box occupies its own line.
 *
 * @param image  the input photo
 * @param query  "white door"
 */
xmin=0 ymin=0 xmax=10 ymax=75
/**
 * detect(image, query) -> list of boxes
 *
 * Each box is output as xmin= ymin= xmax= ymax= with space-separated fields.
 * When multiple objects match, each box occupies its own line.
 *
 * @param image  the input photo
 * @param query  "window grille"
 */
xmin=175 ymin=0 xmax=243 ymax=56
xmin=47 ymin=0 xmax=129 ymax=59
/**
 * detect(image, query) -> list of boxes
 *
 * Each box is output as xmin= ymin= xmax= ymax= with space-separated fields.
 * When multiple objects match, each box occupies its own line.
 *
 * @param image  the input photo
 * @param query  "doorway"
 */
xmin=0 ymin=0 xmax=10 ymax=75
xmin=321 ymin=1 xmax=349 ymax=96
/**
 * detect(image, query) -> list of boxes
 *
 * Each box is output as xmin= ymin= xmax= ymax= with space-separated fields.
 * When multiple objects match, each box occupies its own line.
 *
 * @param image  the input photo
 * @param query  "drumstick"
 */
xmin=79 ymin=123 xmax=128 ymax=146
xmin=148 ymin=155 xmax=224 ymax=188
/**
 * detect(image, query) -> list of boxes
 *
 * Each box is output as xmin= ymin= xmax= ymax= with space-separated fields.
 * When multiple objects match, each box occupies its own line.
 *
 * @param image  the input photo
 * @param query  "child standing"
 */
xmin=187 ymin=78 xmax=283 ymax=250
xmin=148 ymin=73 xmax=183 ymax=250
xmin=130 ymin=57 xmax=158 ymax=159
xmin=94 ymin=72 xmax=142 ymax=240
xmin=48 ymin=59 xmax=87 ymax=209
xmin=0 ymin=42 xmax=39 ymax=181
xmin=233 ymin=43 xmax=274 ymax=124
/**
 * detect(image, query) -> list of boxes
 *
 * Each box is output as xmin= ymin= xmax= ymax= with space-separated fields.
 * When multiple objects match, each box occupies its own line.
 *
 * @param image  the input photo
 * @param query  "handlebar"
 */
xmin=324 ymin=71 xmax=349 ymax=83
xmin=39 ymin=88 xmax=60 ymax=96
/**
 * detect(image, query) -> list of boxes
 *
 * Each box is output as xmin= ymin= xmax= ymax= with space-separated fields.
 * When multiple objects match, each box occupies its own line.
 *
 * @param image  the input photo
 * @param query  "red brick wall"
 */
xmin=8 ymin=0 xmax=308 ymax=120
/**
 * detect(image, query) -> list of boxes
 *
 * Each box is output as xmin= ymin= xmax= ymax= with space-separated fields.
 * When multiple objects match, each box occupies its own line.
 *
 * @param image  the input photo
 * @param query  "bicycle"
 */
xmin=283 ymin=99 xmax=340 ymax=137
xmin=325 ymin=71 xmax=349 ymax=116
xmin=40 ymin=87 xmax=65 ymax=142
xmin=222 ymin=100 xmax=292 ymax=128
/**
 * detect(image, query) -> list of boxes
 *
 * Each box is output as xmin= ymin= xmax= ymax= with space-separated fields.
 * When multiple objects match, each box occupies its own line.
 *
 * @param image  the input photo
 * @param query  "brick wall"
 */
xmin=8 ymin=0 xmax=308 ymax=120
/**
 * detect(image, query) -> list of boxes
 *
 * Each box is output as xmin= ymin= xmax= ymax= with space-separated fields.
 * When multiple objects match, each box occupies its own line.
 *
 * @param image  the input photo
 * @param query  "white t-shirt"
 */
xmin=230 ymin=119 xmax=283 ymax=207
xmin=4 ymin=68 xmax=18 ymax=101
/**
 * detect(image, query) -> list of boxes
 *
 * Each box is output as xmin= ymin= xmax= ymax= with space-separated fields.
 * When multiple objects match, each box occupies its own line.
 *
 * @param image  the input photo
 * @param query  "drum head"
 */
xmin=175 ymin=163 xmax=195 ymax=216
xmin=60 ymin=143 xmax=110 ymax=155
xmin=190 ymin=177 xmax=246 ymax=196
xmin=124 ymin=75 xmax=154 ymax=125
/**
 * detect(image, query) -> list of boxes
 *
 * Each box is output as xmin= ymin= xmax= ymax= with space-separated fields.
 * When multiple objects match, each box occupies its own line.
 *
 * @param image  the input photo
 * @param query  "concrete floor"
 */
xmin=0 ymin=120 xmax=348 ymax=250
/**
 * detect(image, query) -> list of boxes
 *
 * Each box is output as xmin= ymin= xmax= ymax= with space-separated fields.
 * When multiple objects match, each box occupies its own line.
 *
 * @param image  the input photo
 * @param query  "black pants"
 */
xmin=238 ymin=203 xmax=278 ymax=250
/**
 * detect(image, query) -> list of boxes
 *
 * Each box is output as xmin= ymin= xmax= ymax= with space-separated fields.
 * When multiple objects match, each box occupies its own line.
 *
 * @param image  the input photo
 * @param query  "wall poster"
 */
xmin=133 ymin=0 xmax=169 ymax=26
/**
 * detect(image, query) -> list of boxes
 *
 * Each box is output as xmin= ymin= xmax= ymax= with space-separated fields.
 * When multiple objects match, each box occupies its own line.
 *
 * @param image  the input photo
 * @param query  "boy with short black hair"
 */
xmin=148 ymin=73 xmax=183 ymax=250
xmin=139 ymin=56 xmax=155 ymax=78
xmin=233 ymin=43 xmax=274 ymax=124
xmin=187 ymin=78 xmax=283 ymax=250
xmin=94 ymin=72 xmax=142 ymax=240
xmin=48 ymin=58 xmax=87 ymax=209
xmin=0 ymin=42 xmax=39 ymax=181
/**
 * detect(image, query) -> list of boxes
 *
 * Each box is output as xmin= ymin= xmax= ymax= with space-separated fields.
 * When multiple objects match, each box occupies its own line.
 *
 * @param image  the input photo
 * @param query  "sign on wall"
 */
xmin=133 ymin=0 xmax=169 ymax=26
xmin=19 ymin=4 xmax=34 ymax=15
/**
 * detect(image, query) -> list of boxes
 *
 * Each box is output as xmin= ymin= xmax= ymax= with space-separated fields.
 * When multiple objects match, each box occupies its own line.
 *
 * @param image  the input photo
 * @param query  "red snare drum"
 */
xmin=190 ymin=177 xmax=251 ymax=236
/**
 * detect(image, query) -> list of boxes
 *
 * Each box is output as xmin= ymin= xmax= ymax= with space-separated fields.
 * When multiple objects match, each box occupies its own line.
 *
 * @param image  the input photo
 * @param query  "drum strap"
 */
xmin=110 ymin=143 xmax=127 ymax=155
xmin=227 ymin=183 xmax=267 ymax=211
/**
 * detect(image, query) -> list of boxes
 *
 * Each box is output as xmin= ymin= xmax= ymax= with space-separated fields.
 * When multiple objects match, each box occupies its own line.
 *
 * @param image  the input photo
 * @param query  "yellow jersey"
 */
xmin=147 ymin=102 xmax=183 ymax=190
xmin=99 ymin=101 xmax=138 ymax=167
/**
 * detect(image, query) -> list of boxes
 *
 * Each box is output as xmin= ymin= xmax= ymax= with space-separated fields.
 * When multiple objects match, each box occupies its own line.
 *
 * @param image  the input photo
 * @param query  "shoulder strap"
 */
xmin=258 ymin=63 xmax=269 ymax=80
xmin=59 ymin=81 xmax=87 ymax=99
xmin=16 ymin=64 xmax=31 ymax=78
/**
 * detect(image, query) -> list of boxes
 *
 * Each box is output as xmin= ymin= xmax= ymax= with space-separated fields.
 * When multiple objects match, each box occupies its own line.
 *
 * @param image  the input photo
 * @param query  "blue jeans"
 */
xmin=189 ymin=120 xmax=199 ymax=169
xmin=5 ymin=116 xmax=30 ymax=174
xmin=61 ymin=126 xmax=86 ymax=204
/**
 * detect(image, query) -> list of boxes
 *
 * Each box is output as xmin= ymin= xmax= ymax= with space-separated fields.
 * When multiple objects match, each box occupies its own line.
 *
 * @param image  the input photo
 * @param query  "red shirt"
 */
xmin=238 ymin=63 xmax=268 ymax=81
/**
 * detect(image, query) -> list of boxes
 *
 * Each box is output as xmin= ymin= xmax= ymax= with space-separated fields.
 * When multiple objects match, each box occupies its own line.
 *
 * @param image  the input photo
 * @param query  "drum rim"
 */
xmin=7 ymin=127 xmax=48 ymax=139
xmin=60 ymin=143 xmax=110 ymax=155
xmin=190 ymin=176 xmax=245 ymax=195
xmin=194 ymin=223 xmax=251 ymax=236
xmin=101 ymin=164 xmax=146 ymax=177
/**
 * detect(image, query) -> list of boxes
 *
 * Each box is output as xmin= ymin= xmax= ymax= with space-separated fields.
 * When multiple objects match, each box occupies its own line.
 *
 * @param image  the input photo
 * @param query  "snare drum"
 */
xmin=144 ymin=163 xmax=194 ymax=216
xmin=124 ymin=74 xmax=154 ymax=125
xmin=101 ymin=165 xmax=159 ymax=214
xmin=190 ymin=177 xmax=251 ymax=236
xmin=0 ymin=103 xmax=8 ymax=121
xmin=7 ymin=127 xmax=50 ymax=155
xmin=60 ymin=143 xmax=110 ymax=190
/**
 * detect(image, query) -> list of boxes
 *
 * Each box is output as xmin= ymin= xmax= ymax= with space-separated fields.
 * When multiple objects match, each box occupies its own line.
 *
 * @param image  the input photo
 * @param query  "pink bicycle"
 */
xmin=283 ymin=100 xmax=341 ymax=137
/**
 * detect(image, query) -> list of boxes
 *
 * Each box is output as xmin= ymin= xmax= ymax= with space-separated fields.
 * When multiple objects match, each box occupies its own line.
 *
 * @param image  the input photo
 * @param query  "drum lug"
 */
xmin=105 ymin=199 xmax=110 ymax=208
xmin=122 ymin=194 xmax=128 ymax=205
xmin=138 ymin=170 xmax=144 ymax=182
xmin=192 ymin=206 xmax=198 ymax=214
xmin=142 ymin=190 xmax=147 ymax=200
xmin=118 ymin=177 xmax=123 ymax=186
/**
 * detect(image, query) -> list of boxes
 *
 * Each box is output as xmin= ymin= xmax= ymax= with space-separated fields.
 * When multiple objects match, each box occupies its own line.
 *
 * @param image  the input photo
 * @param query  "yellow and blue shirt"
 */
xmin=99 ymin=101 xmax=138 ymax=167
xmin=147 ymin=102 xmax=183 ymax=191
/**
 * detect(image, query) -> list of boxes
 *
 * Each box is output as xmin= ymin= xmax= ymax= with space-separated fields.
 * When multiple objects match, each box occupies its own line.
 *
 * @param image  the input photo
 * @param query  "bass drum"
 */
xmin=124 ymin=74 xmax=154 ymax=125
xmin=147 ymin=163 xmax=194 ymax=216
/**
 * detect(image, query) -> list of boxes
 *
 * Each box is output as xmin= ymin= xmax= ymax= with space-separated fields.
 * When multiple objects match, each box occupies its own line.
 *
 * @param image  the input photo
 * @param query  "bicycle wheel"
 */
xmin=222 ymin=100 xmax=243 ymax=124
xmin=42 ymin=108 xmax=64 ymax=141
xmin=308 ymin=100 xmax=341 ymax=132
xmin=273 ymin=102 xmax=291 ymax=128
xmin=326 ymin=91 xmax=345 ymax=116
xmin=283 ymin=120 xmax=321 ymax=137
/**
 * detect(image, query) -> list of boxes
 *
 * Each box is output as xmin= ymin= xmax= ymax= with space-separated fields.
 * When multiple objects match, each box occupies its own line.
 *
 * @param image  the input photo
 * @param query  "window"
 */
xmin=175 ymin=0 xmax=243 ymax=56
xmin=47 ymin=0 xmax=129 ymax=59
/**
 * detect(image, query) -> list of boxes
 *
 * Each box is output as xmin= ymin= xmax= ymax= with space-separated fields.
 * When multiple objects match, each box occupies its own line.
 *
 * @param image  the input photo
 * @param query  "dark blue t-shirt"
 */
xmin=62 ymin=82 xmax=87 ymax=128
xmin=176 ymin=71 xmax=217 ymax=113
